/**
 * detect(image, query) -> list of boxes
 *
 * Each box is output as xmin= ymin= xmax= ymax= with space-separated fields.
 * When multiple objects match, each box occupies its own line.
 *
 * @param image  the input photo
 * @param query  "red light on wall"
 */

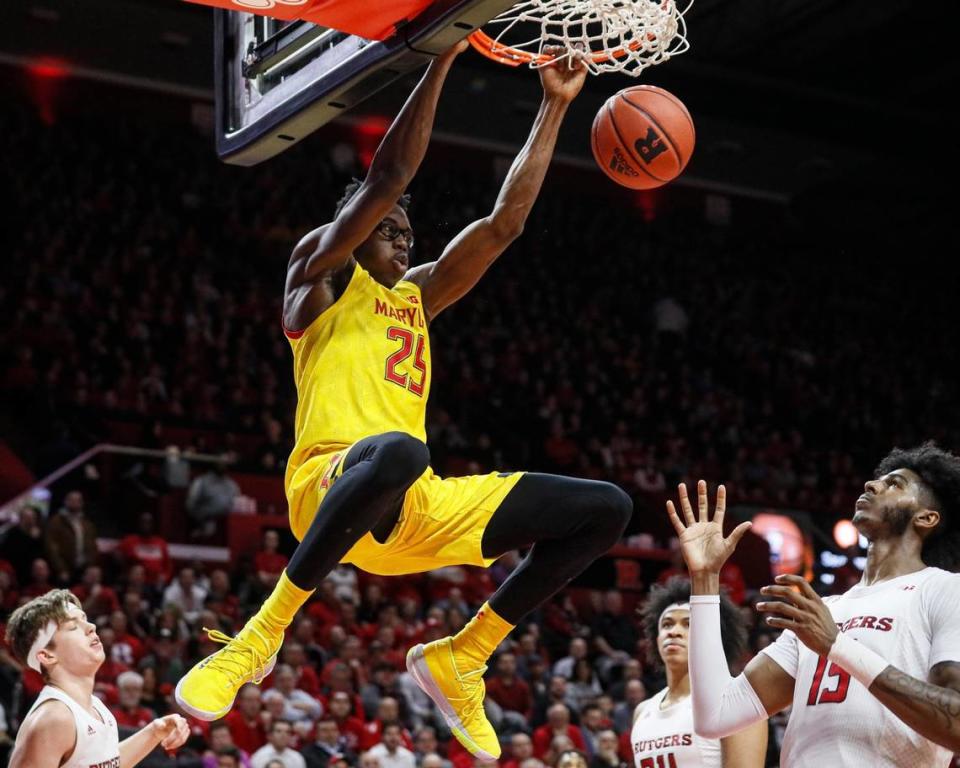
xmin=633 ymin=189 xmax=658 ymax=223
xmin=352 ymin=116 xmax=390 ymax=170
xmin=28 ymin=58 xmax=69 ymax=79
xmin=26 ymin=58 xmax=69 ymax=125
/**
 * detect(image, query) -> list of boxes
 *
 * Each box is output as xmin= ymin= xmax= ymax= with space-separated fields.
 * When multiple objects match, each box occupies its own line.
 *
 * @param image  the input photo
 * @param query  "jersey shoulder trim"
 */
xmin=283 ymin=262 xmax=363 ymax=341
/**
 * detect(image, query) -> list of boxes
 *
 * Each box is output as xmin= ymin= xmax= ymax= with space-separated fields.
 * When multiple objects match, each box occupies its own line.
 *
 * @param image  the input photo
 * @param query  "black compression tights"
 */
xmin=285 ymin=434 xmax=633 ymax=626
xmin=481 ymin=473 xmax=633 ymax=624
xmin=286 ymin=431 xmax=428 ymax=589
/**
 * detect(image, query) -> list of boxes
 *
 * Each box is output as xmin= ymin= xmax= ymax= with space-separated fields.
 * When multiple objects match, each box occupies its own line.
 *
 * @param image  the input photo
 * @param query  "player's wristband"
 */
xmin=827 ymin=631 xmax=890 ymax=689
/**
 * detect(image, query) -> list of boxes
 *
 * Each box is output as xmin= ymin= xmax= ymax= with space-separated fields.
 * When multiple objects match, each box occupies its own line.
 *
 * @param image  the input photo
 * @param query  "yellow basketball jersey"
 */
xmin=284 ymin=262 xmax=431 ymax=479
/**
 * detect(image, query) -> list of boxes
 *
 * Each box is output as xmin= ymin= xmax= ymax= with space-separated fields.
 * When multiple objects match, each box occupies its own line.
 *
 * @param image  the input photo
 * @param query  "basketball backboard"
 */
xmin=212 ymin=0 xmax=517 ymax=166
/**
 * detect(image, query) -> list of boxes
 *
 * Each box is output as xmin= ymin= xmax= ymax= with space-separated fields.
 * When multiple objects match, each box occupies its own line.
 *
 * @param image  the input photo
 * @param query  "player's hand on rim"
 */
xmin=437 ymin=38 xmax=470 ymax=63
xmin=666 ymin=480 xmax=752 ymax=576
xmin=539 ymin=45 xmax=588 ymax=103
xmin=757 ymin=574 xmax=839 ymax=656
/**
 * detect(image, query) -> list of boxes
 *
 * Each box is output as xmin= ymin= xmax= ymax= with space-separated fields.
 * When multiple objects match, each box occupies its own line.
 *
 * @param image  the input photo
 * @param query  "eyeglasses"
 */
xmin=377 ymin=219 xmax=414 ymax=249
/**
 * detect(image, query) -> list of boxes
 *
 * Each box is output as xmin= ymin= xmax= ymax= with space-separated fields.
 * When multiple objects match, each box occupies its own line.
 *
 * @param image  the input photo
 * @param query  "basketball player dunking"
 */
xmin=176 ymin=41 xmax=634 ymax=760
xmin=666 ymin=443 xmax=960 ymax=767
xmin=6 ymin=589 xmax=189 ymax=768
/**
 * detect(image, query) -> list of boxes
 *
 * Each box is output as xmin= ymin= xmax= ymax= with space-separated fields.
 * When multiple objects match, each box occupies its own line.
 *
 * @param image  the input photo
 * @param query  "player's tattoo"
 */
xmin=872 ymin=663 xmax=960 ymax=732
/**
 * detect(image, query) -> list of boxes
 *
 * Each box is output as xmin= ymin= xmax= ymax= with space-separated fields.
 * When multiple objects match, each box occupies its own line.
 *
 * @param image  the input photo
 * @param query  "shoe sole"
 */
xmin=406 ymin=643 xmax=498 ymax=762
xmin=174 ymin=654 xmax=277 ymax=721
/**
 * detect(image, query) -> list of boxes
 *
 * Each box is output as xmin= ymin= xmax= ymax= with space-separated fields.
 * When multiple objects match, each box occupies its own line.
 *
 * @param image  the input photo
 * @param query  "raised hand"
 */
xmin=539 ymin=45 xmax=588 ymax=104
xmin=666 ymin=480 xmax=752 ymax=576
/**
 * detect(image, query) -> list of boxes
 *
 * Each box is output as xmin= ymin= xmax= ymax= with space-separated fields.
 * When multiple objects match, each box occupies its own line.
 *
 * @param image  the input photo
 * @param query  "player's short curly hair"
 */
xmin=640 ymin=576 xmax=746 ymax=672
xmin=875 ymin=441 xmax=960 ymax=572
xmin=334 ymin=177 xmax=411 ymax=218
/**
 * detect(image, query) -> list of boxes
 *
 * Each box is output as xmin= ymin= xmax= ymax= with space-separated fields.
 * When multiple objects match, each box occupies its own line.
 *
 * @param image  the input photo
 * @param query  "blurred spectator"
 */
xmin=611 ymin=680 xmax=645 ymax=733
xmin=360 ymin=698 xmax=413 ymax=751
xmin=74 ymin=565 xmax=121 ymax=619
xmin=1 ymin=505 xmax=45 ymax=585
xmin=367 ymin=724 xmax=415 ymax=768
xmin=204 ymin=722 xmax=253 ymax=768
xmin=94 ymin=627 xmax=130 ymax=689
xmin=485 ymin=652 xmax=532 ymax=726
xmin=272 ymin=663 xmax=323 ymax=733
xmin=22 ymin=557 xmax=54 ymax=599
xmin=589 ymin=592 xmax=637 ymax=660
xmin=112 ymin=670 xmax=156 ymax=729
xmin=216 ymin=746 xmax=244 ymax=768
xmin=502 ymin=733 xmax=534 ymax=768
xmin=552 ymin=639 xmax=588 ymax=680
xmin=361 ymin=663 xmax=408 ymax=721
xmin=163 ymin=567 xmax=208 ymax=625
xmin=117 ymin=512 xmax=173 ymax=585
xmin=226 ymin=684 xmax=269 ymax=756
xmin=187 ymin=458 xmax=240 ymax=539
xmin=207 ymin=569 xmax=241 ymax=624
xmin=45 ymin=490 xmax=97 ymax=583
xmin=251 ymin=719 xmax=307 ymax=768
xmin=327 ymin=690 xmax=366 ymax=753
xmin=256 ymin=530 xmax=289 ymax=590
xmin=588 ymin=731 xmax=625 ymax=768
xmin=300 ymin=717 xmax=355 ymax=768
xmin=567 ymin=661 xmax=602 ymax=713
xmin=533 ymin=705 xmax=585 ymax=759
xmin=577 ymin=704 xmax=605 ymax=759
xmin=138 ymin=626 xmax=185 ymax=686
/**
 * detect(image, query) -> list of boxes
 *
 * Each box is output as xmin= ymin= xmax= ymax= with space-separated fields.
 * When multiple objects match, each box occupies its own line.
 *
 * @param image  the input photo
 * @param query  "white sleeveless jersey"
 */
xmin=761 ymin=567 xmax=960 ymax=768
xmin=631 ymin=688 xmax=721 ymax=768
xmin=26 ymin=686 xmax=120 ymax=768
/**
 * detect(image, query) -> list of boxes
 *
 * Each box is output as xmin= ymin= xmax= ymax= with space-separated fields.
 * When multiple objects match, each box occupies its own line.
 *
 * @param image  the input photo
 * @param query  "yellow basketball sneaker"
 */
xmin=174 ymin=622 xmax=281 ymax=721
xmin=406 ymin=638 xmax=500 ymax=760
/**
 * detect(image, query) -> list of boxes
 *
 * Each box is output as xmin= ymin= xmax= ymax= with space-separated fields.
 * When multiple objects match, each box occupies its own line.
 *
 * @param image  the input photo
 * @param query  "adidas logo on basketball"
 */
xmin=609 ymin=147 xmax=639 ymax=178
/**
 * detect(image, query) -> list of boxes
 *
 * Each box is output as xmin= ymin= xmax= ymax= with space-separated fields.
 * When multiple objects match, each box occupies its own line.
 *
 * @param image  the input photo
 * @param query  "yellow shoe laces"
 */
xmin=445 ymin=644 xmax=488 ymax=722
xmin=201 ymin=626 xmax=274 ymax=687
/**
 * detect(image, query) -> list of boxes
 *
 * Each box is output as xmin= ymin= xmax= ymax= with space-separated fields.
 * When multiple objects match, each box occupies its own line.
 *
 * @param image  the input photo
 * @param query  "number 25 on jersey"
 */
xmin=384 ymin=327 xmax=427 ymax=397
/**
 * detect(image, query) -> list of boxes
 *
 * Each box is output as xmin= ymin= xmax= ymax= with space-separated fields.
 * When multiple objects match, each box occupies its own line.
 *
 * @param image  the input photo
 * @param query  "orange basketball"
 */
xmin=591 ymin=85 xmax=695 ymax=190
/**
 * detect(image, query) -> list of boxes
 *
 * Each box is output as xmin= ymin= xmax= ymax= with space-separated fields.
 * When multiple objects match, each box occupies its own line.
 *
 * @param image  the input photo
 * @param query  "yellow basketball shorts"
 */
xmin=285 ymin=447 xmax=524 ymax=576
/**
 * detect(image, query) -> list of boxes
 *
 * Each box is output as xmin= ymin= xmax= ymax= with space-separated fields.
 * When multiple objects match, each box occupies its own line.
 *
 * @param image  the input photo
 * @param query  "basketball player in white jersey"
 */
xmin=5 ymin=589 xmax=190 ymax=768
xmin=632 ymin=578 xmax=766 ymax=768
xmin=665 ymin=442 xmax=960 ymax=767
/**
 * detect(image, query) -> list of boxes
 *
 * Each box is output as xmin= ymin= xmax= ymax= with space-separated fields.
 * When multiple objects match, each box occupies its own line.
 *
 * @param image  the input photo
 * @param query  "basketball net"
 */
xmin=468 ymin=0 xmax=692 ymax=76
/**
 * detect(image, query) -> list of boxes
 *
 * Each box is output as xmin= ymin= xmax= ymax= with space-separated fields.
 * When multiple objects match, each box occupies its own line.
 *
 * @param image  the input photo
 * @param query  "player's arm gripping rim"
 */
xmin=404 ymin=46 xmax=587 ymax=321
xmin=291 ymin=41 xmax=468 ymax=285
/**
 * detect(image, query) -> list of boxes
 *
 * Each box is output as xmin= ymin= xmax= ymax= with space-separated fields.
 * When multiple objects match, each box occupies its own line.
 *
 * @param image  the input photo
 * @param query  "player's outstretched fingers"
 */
xmin=677 ymin=483 xmax=696 ymax=526
xmin=666 ymin=500 xmax=686 ymax=535
xmin=697 ymin=479 xmax=709 ymax=522
xmin=727 ymin=520 xmax=752 ymax=548
xmin=714 ymin=484 xmax=727 ymax=527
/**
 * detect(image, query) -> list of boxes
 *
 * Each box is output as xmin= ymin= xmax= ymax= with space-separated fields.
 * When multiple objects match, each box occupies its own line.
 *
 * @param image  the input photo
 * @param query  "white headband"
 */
xmin=27 ymin=601 xmax=81 ymax=673
xmin=659 ymin=601 xmax=691 ymax=626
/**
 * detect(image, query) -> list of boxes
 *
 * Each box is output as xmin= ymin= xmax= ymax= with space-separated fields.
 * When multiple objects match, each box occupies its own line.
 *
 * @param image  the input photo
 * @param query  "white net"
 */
xmin=477 ymin=0 xmax=693 ymax=76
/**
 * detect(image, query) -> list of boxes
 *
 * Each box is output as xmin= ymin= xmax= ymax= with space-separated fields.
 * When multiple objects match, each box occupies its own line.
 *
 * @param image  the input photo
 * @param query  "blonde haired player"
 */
xmin=633 ymin=578 xmax=766 ymax=768
xmin=6 ymin=589 xmax=189 ymax=768
xmin=176 ymin=40 xmax=634 ymax=763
